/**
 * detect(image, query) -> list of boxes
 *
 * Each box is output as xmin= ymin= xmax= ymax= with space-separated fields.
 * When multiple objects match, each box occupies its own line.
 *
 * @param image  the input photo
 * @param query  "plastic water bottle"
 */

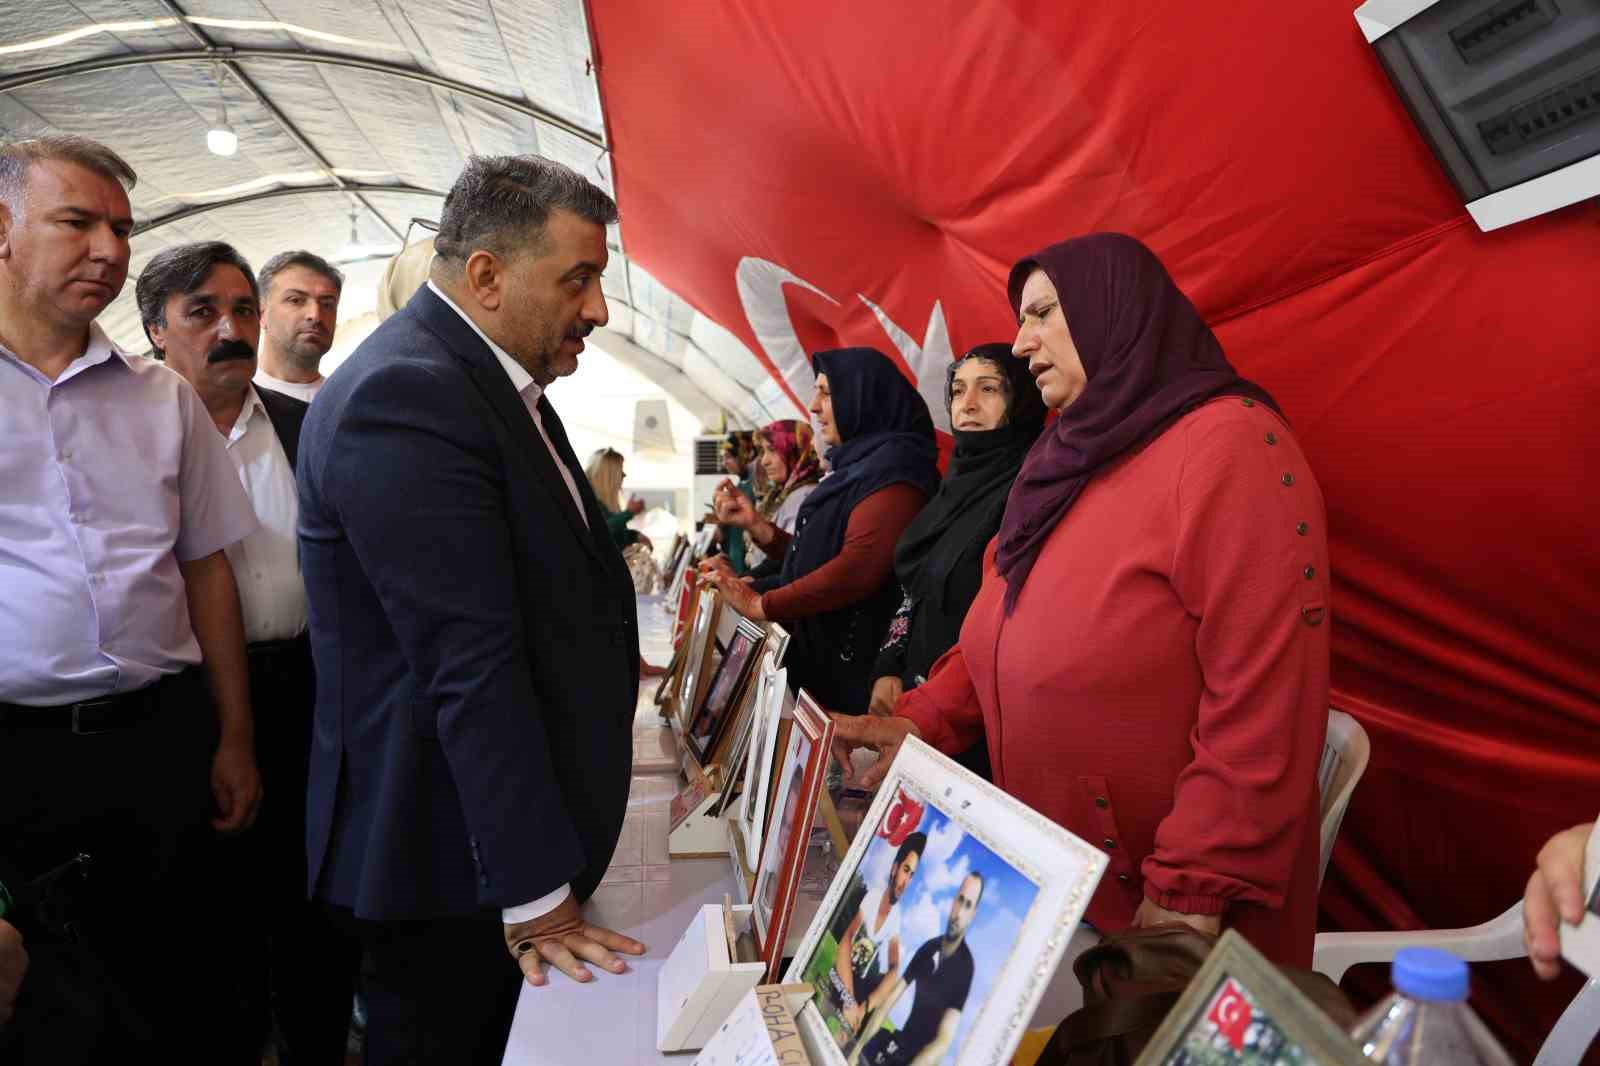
xmin=1349 ymin=947 xmax=1515 ymax=1065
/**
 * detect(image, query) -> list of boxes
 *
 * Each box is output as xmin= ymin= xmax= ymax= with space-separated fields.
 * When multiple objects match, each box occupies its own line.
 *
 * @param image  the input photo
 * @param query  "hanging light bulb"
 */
xmin=207 ymin=104 xmax=238 ymax=156
xmin=206 ymin=66 xmax=238 ymax=156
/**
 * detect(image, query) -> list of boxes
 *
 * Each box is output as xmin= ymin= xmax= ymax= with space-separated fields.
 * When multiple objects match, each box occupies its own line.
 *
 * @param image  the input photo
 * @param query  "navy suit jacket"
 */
xmin=296 ymin=285 xmax=638 ymax=920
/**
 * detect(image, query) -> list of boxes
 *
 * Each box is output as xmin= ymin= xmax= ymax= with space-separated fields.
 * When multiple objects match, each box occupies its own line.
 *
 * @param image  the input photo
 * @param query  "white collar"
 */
xmin=0 ymin=320 xmax=130 ymax=383
xmin=426 ymin=280 xmax=543 ymax=405
xmin=226 ymin=384 xmax=268 ymax=444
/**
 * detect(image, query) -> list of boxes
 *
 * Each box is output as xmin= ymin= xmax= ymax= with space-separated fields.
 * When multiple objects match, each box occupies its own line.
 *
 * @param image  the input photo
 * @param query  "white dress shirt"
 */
xmin=222 ymin=386 xmax=308 ymax=645
xmin=253 ymin=368 xmax=323 ymax=403
xmin=427 ymin=281 xmax=584 ymax=924
xmin=0 ymin=327 xmax=257 ymax=705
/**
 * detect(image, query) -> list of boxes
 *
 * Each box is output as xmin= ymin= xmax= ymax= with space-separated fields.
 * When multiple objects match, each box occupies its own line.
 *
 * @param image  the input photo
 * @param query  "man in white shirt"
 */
xmin=297 ymin=154 xmax=644 ymax=1064
xmin=138 ymin=241 xmax=357 ymax=1064
xmin=0 ymin=135 xmax=259 ymax=1062
xmin=253 ymin=250 xmax=343 ymax=402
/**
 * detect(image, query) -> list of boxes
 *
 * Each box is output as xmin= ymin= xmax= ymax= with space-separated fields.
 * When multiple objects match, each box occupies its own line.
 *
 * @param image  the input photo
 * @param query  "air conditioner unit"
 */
xmin=691 ymin=434 xmax=728 ymax=528
xmin=1356 ymin=0 xmax=1600 ymax=231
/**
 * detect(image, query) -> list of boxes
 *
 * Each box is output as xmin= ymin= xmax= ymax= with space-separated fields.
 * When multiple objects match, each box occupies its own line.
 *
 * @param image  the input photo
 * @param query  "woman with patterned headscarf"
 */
xmin=745 ymin=419 xmax=823 ymax=570
xmin=713 ymin=431 xmax=760 ymax=574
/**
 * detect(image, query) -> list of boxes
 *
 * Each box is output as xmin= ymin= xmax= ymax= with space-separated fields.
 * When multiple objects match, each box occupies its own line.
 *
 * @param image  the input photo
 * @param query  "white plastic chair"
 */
xmin=1318 ymin=708 xmax=1372 ymax=888
xmin=1314 ymin=901 xmax=1600 ymax=1064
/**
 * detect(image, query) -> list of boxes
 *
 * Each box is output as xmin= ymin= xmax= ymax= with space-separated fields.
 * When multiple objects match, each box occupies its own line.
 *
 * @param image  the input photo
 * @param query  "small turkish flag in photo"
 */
xmin=1207 ymin=978 xmax=1253 ymax=1052
xmin=878 ymin=788 xmax=925 ymax=847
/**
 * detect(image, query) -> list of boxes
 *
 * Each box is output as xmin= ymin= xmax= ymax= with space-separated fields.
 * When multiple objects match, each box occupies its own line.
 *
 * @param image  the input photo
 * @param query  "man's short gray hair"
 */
xmin=432 ymin=154 xmax=617 ymax=271
xmin=0 ymin=134 xmax=137 ymax=211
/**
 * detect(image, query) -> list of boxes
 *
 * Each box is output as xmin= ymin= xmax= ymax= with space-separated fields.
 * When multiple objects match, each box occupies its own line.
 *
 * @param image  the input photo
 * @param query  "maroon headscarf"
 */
xmin=995 ymin=233 xmax=1280 ymax=611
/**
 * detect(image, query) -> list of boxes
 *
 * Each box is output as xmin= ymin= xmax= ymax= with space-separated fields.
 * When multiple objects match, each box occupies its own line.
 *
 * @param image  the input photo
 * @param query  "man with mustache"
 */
xmin=296 ymin=154 xmax=643 ymax=1064
xmin=0 ymin=136 xmax=259 ymax=1061
xmin=136 ymin=241 xmax=357 ymax=1065
xmin=254 ymin=250 xmax=343 ymax=402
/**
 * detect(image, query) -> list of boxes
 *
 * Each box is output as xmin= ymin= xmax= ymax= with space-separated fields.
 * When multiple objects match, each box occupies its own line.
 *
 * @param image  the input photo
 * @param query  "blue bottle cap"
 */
xmin=1392 ymin=947 xmax=1469 ymax=1001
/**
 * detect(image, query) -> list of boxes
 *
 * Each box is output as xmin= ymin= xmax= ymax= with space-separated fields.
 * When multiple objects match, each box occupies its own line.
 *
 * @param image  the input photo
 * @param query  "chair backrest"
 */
xmin=1317 ymin=708 xmax=1372 ymax=887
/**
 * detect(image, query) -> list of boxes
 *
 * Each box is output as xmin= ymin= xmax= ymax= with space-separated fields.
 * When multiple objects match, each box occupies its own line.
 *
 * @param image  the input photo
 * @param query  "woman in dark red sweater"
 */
xmin=702 ymin=347 xmax=938 ymax=714
xmin=834 ymin=235 xmax=1330 ymax=966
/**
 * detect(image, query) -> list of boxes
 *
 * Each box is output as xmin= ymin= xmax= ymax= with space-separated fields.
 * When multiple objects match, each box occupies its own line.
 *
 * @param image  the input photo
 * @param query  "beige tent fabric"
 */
xmin=379 ymin=237 xmax=436 ymax=319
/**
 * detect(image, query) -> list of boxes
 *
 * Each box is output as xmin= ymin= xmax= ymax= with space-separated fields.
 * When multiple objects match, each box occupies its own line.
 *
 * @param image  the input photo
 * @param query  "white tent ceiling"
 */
xmin=0 ymin=0 xmax=796 ymax=428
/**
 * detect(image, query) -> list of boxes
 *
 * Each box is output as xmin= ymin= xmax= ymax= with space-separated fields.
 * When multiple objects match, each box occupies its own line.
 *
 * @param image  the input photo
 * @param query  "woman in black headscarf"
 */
xmin=867 ymin=345 xmax=1047 ymax=776
xmin=702 ymin=347 xmax=939 ymax=713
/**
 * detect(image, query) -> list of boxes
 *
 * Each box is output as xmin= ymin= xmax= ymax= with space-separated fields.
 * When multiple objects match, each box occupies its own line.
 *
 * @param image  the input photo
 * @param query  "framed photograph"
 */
xmin=671 ymin=569 xmax=699 ymax=646
xmin=765 ymin=621 xmax=791 ymax=670
xmin=736 ymin=656 xmax=789 ymax=868
xmin=707 ymin=645 xmax=777 ymax=820
xmin=785 ymin=736 xmax=1107 ymax=1066
xmin=687 ymin=616 xmax=766 ymax=765
xmin=752 ymin=690 xmax=834 ymax=981
xmin=652 ymin=640 xmax=685 ymax=709
xmin=661 ymin=533 xmax=690 ymax=602
xmin=676 ymin=586 xmax=721 ymax=733
xmin=1135 ymin=929 xmax=1368 ymax=1066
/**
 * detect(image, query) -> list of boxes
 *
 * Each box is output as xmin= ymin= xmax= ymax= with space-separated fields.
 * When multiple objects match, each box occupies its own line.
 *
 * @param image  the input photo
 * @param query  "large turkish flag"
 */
xmin=588 ymin=1 xmax=1600 ymax=1054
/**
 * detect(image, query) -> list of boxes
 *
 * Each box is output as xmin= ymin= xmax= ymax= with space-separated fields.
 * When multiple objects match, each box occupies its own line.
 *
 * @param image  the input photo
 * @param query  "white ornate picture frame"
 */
xmin=784 ymin=736 xmax=1106 ymax=1066
xmin=736 ymin=657 xmax=789 ymax=870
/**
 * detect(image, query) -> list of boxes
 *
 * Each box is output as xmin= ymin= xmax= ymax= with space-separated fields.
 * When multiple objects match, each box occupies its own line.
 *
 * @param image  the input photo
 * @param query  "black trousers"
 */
xmin=219 ymin=636 xmax=359 ymax=1066
xmin=322 ymin=904 xmax=520 ymax=1066
xmin=0 ymin=668 xmax=240 ymax=1065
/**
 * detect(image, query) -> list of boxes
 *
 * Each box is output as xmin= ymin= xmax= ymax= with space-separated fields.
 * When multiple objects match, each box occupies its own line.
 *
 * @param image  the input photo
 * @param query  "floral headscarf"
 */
xmin=754 ymin=419 xmax=823 ymax=516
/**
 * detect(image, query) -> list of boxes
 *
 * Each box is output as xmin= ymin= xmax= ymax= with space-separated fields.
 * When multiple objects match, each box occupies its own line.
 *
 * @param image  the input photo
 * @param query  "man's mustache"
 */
xmin=206 ymin=339 xmax=257 ymax=365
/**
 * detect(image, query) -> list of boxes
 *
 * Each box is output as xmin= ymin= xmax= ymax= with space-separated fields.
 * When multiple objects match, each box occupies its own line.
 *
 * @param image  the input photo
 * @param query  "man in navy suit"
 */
xmin=297 ymin=155 xmax=644 ymax=1064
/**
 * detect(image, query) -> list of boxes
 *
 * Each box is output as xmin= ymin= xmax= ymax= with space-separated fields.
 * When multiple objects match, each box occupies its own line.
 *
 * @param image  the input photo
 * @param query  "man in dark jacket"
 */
xmin=296 ymin=154 xmax=644 ymax=1064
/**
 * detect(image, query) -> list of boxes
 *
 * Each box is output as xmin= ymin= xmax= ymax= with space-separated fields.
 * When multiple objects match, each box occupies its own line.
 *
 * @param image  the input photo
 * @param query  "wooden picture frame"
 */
xmin=1134 ymin=929 xmax=1369 ymax=1066
xmin=671 ymin=568 xmax=700 ymax=647
xmin=752 ymin=689 xmax=833 ymax=982
xmin=784 ymin=736 xmax=1108 ymax=1066
xmin=660 ymin=533 xmax=689 ymax=600
xmin=687 ymin=616 xmax=766 ymax=766
xmin=676 ymin=586 xmax=722 ymax=735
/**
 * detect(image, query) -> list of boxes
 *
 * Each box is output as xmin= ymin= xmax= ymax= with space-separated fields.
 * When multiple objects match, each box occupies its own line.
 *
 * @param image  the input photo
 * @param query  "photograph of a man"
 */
xmin=847 ymin=871 xmax=983 ymax=1066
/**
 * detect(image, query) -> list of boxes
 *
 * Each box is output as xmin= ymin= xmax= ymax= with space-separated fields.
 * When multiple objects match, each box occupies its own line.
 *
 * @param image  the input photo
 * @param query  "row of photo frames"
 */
xmin=663 ymin=523 xmax=717 ymax=614
xmin=784 ymin=736 xmax=1109 ymax=1066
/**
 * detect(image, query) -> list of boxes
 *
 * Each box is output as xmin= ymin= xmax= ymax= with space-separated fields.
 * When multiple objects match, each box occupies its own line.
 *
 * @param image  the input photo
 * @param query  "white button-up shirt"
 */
xmin=0 ymin=325 xmax=258 ymax=706
xmin=222 ymin=386 xmax=308 ymax=644
xmin=426 ymin=281 xmax=585 ymax=923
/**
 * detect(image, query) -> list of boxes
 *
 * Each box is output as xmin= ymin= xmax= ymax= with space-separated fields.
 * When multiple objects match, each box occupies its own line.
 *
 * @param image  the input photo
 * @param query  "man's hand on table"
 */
xmin=505 ymin=893 xmax=646 ymax=987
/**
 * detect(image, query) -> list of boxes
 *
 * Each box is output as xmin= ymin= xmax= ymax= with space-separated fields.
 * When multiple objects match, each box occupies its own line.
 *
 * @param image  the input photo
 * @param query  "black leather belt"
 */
xmin=246 ymin=634 xmax=311 ymax=678
xmin=0 ymin=671 xmax=186 ymax=735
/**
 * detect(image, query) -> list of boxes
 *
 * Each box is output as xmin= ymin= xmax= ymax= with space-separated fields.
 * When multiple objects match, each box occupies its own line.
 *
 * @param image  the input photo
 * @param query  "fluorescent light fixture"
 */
xmin=0 ymin=16 xmax=405 ymax=56
xmin=146 ymin=169 xmax=394 ymax=207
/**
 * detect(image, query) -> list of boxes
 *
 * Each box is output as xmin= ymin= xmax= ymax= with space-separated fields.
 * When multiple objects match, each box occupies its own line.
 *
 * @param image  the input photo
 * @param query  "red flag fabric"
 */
xmin=587 ymin=2 xmax=1600 ymax=1055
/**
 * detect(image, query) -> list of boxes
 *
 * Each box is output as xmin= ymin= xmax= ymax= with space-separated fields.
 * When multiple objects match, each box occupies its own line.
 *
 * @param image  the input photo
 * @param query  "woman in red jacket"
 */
xmin=834 ymin=234 xmax=1330 ymax=966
